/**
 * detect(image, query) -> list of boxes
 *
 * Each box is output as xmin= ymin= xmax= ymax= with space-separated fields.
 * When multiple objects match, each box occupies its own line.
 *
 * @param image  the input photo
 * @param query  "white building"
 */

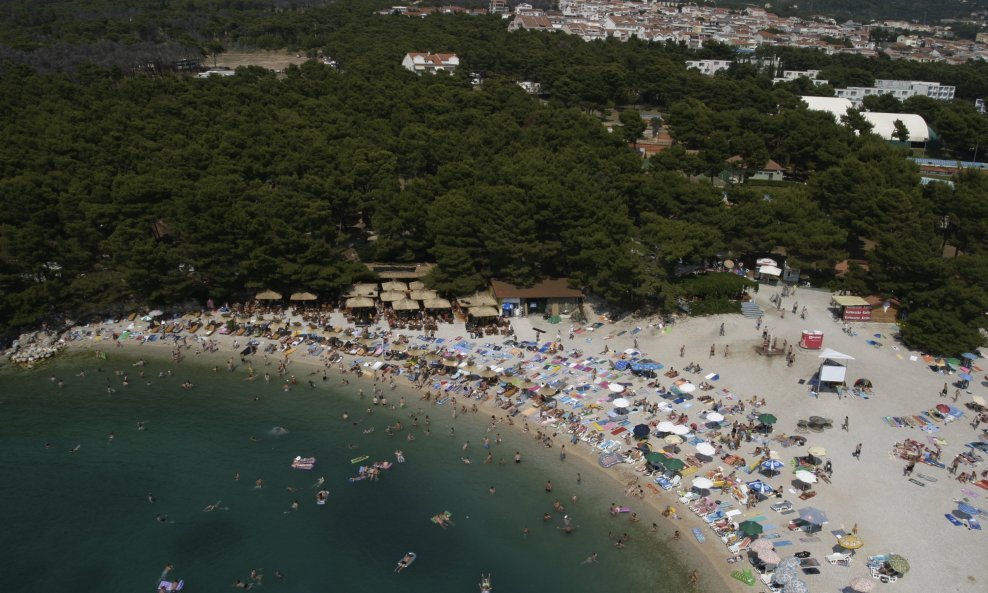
xmin=685 ymin=59 xmax=733 ymax=76
xmin=860 ymin=112 xmax=930 ymax=144
xmin=800 ymin=96 xmax=853 ymax=120
xmin=772 ymin=70 xmax=829 ymax=86
xmin=401 ymin=52 xmax=459 ymax=75
xmin=835 ymin=79 xmax=955 ymax=107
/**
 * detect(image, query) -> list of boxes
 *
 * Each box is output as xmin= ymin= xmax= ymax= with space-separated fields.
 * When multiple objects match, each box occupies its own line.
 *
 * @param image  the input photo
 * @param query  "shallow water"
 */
xmin=0 ymin=352 xmax=692 ymax=593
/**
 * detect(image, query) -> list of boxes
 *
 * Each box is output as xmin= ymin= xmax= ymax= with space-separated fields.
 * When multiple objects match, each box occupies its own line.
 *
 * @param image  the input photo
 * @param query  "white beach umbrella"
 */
xmin=695 ymin=442 xmax=717 ymax=456
xmin=609 ymin=383 xmax=626 ymax=393
xmin=693 ymin=477 xmax=714 ymax=489
xmin=795 ymin=470 xmax=818 ymax=484
xmin=677 ymin=382 xmax=696 ymax=393
xmin=657 ymin=421 xmax=676 ymax=433
xmin=670 ymin=424 xmax=690 ymax=435
xmin=705 ymin=411 xmax=725 ymax=422
xmin=612 ymin=397 xmax=631 ymax=408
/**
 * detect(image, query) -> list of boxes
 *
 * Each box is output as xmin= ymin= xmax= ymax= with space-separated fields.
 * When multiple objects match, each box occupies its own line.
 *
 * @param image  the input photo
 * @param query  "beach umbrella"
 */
xmin=677 ymin=382 xmax=696 ymax=394
xmin=758 ymin=549 xmax=781 ymax=564
xmin=612 ymin=397 xmax=630 ymax=408
xmin=795 ymin=470 xmax=817 ymax=484
xmin=772 ymin=569 xmax=797 ymax=587
xmin=739 ymin=520 xmax=763 ymax=537
xmin=798 ymin=507 xmax=828 ymax=525
xmin=747 ymin=480 xmax=773 ymax=495
xmin=645 ymin=452 xmax=668 ymax=466
xmin=782 ymin=579 xmax=808 ymax=593
xmin=837 ymin=534 xmax=864 ymax=549
xmin=947 ymin=357 xmax=962 ymax=369
xmin=849 ymin=576 xmax=876 ymax=592
xmin=692 ymin=477 xmax=714 ymax=489
xmin=662 ymin=458 xmax=685 ymax=471
xmin=657 ymin=421 xmax=676 ymax=433
xmin=952 ymin=508 xmax=973 ymax=521
xmin=148 ymin=309 xmax=164 ymax=317
xmin=778 ymin=556 xmax=802 ymax=572
xmin=750 ymin=538 xmax=774 ymax=554
xmin=633 ymin=424 xmax=651 ymax=438
xmin=758 ymin=413 xmax=778 ymax=425
xmin=957 ymin=502 xmax=982 ymax=516
xmin=761 ymin=459 xmax=784 ymax=472
xmin=973 ymin=395 xmax=987 ymax=406
xmin=379 ymin=290 xmax=405 ymax=302
xmin=705 ymin=412 xmax=725 ymax=422
xmin=609 ymin=383 xmax=626 ymax=393
xmin=255 ymin=290 xmax=282 ymax=300
xmin=962 ymin=352 xmax=980 ymax=360
xmin=388 ymin=342 xmax=408 ymax=352
xmin=887 ymin=554 xmax=909 ymax=575
xmin=696 ymin=442 xmax=717 ymax=456
xmin=664 ymin=434 xmax=684 ymax=445
xmin=478 ymin=369 xmax=497 ymax=379
xmin=959 ymin=372 xmax=973 ymax=382
xmin=289 ymin=292 xmax=318 ymax=301
xmin=538 ymin=386 xmax=559 ymax=398
xmin=807 ymin=446 xmax=828 ymax=457
xmin=670 ymin=424 xmax=690 ymax=435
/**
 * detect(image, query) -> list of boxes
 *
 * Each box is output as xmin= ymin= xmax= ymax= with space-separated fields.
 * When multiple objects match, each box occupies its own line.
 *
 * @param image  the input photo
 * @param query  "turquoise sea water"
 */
xmin=0 ymin=351 xmax=693 ymax=593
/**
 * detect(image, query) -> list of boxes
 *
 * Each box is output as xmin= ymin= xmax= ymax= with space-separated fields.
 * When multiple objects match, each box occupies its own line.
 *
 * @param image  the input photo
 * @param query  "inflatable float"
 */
xmin=291 ymin=456 xmax=316 ymax=470
xmin=316 ymin=490 xmax=329 ymax=505
xmin=395 ymin=552 xmax=416 ymax=573
xmin=351 ymin=455 xmax=369 ymax=464
xmin=157 ymin=580 xmax=184 ymax=592
xmin=431 ymin=510 xmax=454 ymax=528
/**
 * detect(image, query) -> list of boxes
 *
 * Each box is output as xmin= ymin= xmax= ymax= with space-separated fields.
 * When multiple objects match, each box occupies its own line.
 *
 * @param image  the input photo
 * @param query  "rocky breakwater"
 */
xmin=6 ymin=330 xmax=66 ymax=367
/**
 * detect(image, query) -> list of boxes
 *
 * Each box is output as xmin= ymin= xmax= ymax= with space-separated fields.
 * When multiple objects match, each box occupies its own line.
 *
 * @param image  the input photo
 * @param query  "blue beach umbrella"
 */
xmin=747 ymin=480 xmax=773 ymax=495
xmin=962 ymin=352 xmax=980 ymax=360
xmin=959 ymin=373 xmax=973 ymax=382
xmin=760 ymin=459 xmax=784 ymax=474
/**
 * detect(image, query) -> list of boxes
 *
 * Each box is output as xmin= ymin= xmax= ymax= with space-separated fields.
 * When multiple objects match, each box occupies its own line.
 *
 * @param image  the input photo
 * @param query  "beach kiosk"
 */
xmin=815 ymin=348 xmax=855 ymax=397
xmin=799 ymin=331 xmax=824 ymax=350
xmin=831 ymin=295 xmax=871 ymax=322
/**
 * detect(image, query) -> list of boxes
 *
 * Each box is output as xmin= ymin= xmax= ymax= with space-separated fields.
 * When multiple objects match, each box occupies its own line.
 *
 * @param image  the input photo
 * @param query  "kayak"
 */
xmin=351 ymin=455 xmax=369 ymax=464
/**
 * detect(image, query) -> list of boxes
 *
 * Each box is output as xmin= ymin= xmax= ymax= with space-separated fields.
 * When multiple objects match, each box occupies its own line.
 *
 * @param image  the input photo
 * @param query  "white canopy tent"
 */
xmin=817 ymin=348 xmax=855 ymax=392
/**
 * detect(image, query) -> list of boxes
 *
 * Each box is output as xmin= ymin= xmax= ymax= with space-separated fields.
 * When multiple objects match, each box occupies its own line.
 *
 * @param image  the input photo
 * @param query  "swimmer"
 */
xmin=461 ymin=457 xmax=472 ymax=464
xmin=232 ymin=579 xmax=252 ymax=589
xmin=137 ymin=421 xmax=145 ymax=430
xmin=254 ymin=478 xmax=264 ymax=489
xmin=203 ymin=500 xmax=224 ymax=512
xmin=285 ymin=500 xmax=299 ymax=513
xmin=581 ymin=552 xmax=598 ymax=564
xmin=313 ymin=476 xmax=325 ymax=488
xmin=44 ymin=442 xmax=53 ymax=449
xmin=155 ymin=514 xmax=171 ymax=524
xmin=107 ymin=432 xmax=115 ymax=443
xmin=70 ymin=444 xmax=81 ymax=453
xmin=148 ymin=493 xmax=156 ymax=504
xmin=286 ymin=486 xmax=299 ymax=493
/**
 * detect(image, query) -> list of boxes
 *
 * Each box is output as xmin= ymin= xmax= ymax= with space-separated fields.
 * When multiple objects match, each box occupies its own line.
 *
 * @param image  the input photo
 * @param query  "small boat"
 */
xmin=291 ymin=456 xmax=316 ymax=470
xmin=351 ymin=455 xmax=369 ymax=464
xmin=395 ymin=552 xmax=416 ymax=573
xmin=479 ymin=573 xmax=493 ymax=592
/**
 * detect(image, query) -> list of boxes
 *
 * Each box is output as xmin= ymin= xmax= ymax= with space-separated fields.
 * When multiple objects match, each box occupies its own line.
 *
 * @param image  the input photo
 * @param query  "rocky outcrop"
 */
xmin=6 ymin=330 xmax=65 ymax=367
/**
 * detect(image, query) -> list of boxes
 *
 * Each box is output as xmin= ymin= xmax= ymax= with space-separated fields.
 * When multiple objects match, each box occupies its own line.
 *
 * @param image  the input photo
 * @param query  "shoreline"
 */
xmin=19 ymin=286 xmax=988 ymax=593
xmin=52 ymin=320 xmax=744 ymax=593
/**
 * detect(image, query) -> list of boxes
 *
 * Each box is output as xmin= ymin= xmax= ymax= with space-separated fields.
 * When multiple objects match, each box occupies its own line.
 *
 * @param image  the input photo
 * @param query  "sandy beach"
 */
xmin=48 ymin=285 xmax=988 ymax=593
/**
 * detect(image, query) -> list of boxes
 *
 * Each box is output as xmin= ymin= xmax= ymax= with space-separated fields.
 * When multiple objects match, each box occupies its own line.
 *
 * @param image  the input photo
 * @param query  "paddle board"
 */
xmin=351 ymin=455 xmax=369 ymax=464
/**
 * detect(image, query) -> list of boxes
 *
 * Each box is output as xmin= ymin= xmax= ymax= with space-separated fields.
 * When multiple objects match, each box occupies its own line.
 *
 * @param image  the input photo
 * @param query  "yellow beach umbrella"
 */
xmin=838 ymin=534 xmax=864 ymax=550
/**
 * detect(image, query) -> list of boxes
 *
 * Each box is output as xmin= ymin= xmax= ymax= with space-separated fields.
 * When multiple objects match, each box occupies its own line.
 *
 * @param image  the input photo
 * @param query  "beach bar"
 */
xmin=831 ymin=295 xmax=872 ymax=322
xmin=490 ymin=278 xmax=583 ymax=317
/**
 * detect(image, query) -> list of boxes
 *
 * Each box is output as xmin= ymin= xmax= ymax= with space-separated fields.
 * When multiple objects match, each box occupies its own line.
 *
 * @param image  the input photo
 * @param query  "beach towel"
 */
xmin=774 ymin=540 xmax=793 ymax=547
xmin=799 ymin=536 xmax=821 ymax=543
xmin=945 ymin=513 xmax=964 ymax=526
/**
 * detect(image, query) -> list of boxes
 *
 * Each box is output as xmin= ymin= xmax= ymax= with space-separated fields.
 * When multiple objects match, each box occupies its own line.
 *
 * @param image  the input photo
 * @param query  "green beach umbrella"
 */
xmin=646 ymin=452 xmax=668 ymax=466
xmin=758 ymin=413 xmax=778 ymax=425
xmin=662 ymin=458 xmax=686 ymax=471
xmin=887 ymin=554 xmax=910 ymax=575
xmin=739 ymin=520 xmax=764 ymax=537
xmin=946 ymin=358 xmax=962 ymax=369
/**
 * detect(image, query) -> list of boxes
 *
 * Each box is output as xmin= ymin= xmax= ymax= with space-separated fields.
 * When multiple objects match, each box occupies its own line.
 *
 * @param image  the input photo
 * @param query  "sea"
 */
xmin=0 ymin=350 xmax=694 ymax=593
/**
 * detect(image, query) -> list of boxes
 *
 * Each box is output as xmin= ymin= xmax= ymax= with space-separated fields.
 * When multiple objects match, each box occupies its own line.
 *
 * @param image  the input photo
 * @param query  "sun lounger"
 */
xmin=826 ymin=553 xmax=851 ymax=566
xmin=770 ymin=501 xmax=793 ymax=512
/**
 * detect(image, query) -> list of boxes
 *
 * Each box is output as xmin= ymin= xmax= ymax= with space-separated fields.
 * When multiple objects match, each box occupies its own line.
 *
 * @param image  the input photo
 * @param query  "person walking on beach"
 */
xmin=719 ymin=323 xmax=725 ymax=336
xmin=903 ymin=461 xmax=916 ymax=477
xmin=841 ymin=416 xmax=849 ymax=431
xmin=709 ymin=344 xmax=715 ymax=358
xmin=853 ymin=443 xmax=862 ymax=460
xmin=679 ymin=345 xmax=685 ymax=357
xmin=688 ymin=569 xmax=699 ymax=588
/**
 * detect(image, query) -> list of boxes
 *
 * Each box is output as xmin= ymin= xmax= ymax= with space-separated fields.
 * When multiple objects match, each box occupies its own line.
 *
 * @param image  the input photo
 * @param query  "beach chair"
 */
xmin=770 ymin=501 xmax=793 ymax=513
xmin=826 ymin=552 xmax=851 ymax=567
xmin=728 ymin=537 xmax=752 ymax=555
